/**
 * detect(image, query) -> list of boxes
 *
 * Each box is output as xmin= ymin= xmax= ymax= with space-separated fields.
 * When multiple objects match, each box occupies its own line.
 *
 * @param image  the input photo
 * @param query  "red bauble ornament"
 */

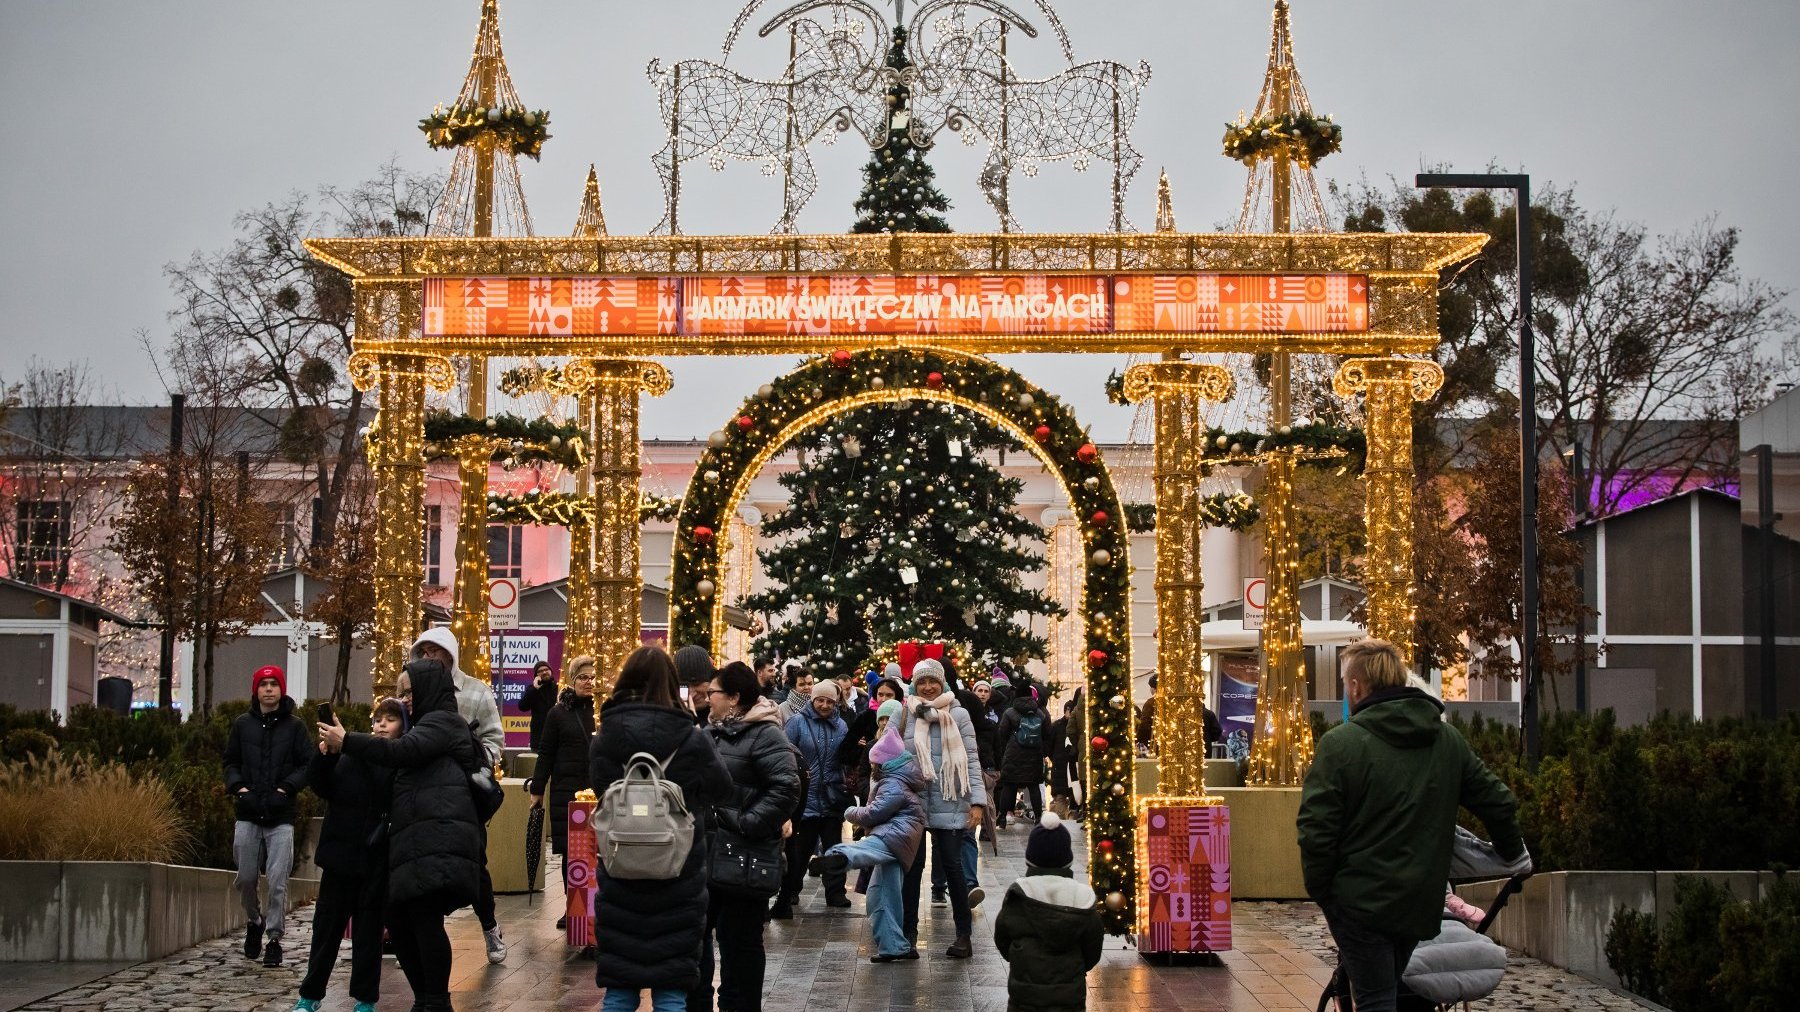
xmin=926 ymin=371 xmax=944 ymax=389
xmin=1091 ymin=510 xmax=1109 ymax=525
xmin=1076 ymin=442 xmax=1099 ymax=463
xmin=1091 ymin=735 xmax=1109 ymax=752
xmin=692 ymin=525 xmax=715 ymax=543
xmin=1087 ymin=648 xmax=1109 ymax=668
xmin=830 ymin=349 xmax=852 ymax=368
xmin=1032 ymin=424 xmax=1053 ymax=444
xmin=1097 ymin=839 xmax=1115 ymax=854
xmin=736 ymin=415 xmax=754 ymax=431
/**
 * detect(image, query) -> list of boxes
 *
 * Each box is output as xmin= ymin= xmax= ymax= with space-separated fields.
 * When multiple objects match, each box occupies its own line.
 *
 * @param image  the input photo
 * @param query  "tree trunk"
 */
xmin=333 ymin=620 xmax=354 ymax=705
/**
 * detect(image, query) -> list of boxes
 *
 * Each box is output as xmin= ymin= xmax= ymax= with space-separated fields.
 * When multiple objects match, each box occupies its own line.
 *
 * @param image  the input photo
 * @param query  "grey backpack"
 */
xmin=593 ymin=750 xmax=694 ymax=880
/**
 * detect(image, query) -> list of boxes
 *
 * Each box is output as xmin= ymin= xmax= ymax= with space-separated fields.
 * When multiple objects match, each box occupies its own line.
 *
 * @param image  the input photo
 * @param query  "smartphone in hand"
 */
xmin=316 ymin=702 xmax=335 ymax=726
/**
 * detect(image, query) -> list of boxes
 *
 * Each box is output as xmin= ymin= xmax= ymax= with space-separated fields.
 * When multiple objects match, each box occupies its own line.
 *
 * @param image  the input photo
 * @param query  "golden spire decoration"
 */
xmin=573 ymin=164 xmax=609 ymax=237
xmin=425 ymin=0 xmax=540 ymax=239
xmin=1154 ymin=168 xmax=1178 ymax=233
xmin=1231 ymin=0 xmax=1334 ymax=234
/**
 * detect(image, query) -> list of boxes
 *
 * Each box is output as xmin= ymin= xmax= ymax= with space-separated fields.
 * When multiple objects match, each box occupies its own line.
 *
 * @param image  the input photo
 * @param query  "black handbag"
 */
xmin=709 ymin=826 xmax=784 ymax=896
xmin=467 ymin=727 xmax=504 ymax=823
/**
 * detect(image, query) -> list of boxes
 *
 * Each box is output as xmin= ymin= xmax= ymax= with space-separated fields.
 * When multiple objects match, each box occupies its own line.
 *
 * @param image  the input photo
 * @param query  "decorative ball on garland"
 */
xmin=736 ymin=415 xmax=755 ymax=431
xmin=703 ymin=469 xmax=720 ymax=484
xmin=1091 ymin=510 xmax=1109 ymax=525
xmin=1088 ymin=649 xmax=1109 ymax=669
xmin=1105 ymin=891 xmax=1126 ymax=912
xmin=757 ymin=384 xmax=775 ymax=398
xmin=1091 ymin=735 xmax=1109 ymax=752
xmin=691 ymin=526 xmax=715 ymax=544
xmin=1076 ymin=442 xmax=1098 ymax=464
xmin=1083 ymin=476 xmax=1100 ymax=491
xmin=830 ymin=349 xmax=853 ymax=368
xmin=1109 ymin=694 xmax=1127 ymax=710
xmin=1032 ymin=424 xmax=1052 ymax=445
xmin=707 ymin=431 xmax=728 ymax=449
xmin=926 ymin=371 xmax=945 ymax=389
xmin=870 ymin=375 xmax=886 ymax=389
xmin=1091 ymin=549 xmax=1112 ymax=566
xmin=695 ymin=579 xmax=716 ymax=598
xmin=1018 ymin=392 xmax=1035 ymax=408
xmin=1097 ymin=838 xmax=1115 ymax=855
xmin=1111 ymin=781 xmax=1128 ymax=796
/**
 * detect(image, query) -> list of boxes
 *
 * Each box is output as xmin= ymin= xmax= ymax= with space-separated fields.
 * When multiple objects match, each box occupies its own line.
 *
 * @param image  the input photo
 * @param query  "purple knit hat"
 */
xmin=869 ymin=721 xmax=906 ymax=766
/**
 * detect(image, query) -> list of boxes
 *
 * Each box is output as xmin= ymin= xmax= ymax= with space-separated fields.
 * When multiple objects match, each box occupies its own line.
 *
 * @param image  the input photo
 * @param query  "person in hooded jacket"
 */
xmin=898 ymin=658 xmax=987 ymax=959
xmin=1298 ymin=639 xmax=1524 ymax=1012
xmin=994 ymin=690 xmax=1048 ymax=829
xmin=810 ymin=715 xmax=926 ymax=962
xmin=406 ymin=626 xmax=509 ymax=964
xmin=224 ymin=664 xmax=312 ymax=967
xmin=292 ymin=696 xmax=403 ymax=1012
xmin=319 ymin=659 xmax=485 ymax=1012
xmin=689 ymin=660 xmax=800 ymax=1012
xmin=529 ymin=653 xmax=597 ymax=921
xmin=993 ymin=812 xmax=1104 ymax=1011
xmin=589 ymin=646 xmax=732 ymax=1012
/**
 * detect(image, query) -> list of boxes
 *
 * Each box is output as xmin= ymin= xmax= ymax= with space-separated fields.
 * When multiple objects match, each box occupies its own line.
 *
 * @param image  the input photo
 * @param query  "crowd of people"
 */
xmin=225 ymin=639 xmax=1106 ymax=1012
xmin=222 ymin=633 xmax=1518 ymax=1012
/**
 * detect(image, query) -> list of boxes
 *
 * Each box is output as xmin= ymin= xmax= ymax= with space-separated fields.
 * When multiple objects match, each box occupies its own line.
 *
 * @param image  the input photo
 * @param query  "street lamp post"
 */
xmin=1415 ymin=172 xmax=1539 ymax=762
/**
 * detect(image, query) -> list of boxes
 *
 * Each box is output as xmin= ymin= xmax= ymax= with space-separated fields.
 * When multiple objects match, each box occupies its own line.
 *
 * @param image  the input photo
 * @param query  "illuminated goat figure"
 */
xmin=647 ymin=0 xmax=1150 ymax=234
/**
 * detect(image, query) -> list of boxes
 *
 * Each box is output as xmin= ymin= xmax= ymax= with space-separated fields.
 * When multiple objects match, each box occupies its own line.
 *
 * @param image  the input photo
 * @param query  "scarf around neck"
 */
xmin=911 ymin=692 xmax=970 ymax=802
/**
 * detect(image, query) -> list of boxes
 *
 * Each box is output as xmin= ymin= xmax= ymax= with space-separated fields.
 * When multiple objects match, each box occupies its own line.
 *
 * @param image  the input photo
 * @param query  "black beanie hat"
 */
xmin=1025 ymin=812 xmax=1074 ymax=869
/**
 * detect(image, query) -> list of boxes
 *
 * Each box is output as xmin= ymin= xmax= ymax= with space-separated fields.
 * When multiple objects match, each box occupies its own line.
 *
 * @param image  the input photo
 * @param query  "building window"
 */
xmin=273 ymin=503 xmax=300 ymax=570
xmin=488 ymin=524 xmax=523 ymax=581
xmin=425 ymin=506 xmax=444 ymax=586
xmin=15 ymin=500 xmax=72 ymax=585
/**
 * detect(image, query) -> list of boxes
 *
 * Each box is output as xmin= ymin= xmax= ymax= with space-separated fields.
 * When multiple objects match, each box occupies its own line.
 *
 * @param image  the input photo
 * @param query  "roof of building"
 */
xmin=0 ymin=576 xmax=138 ymax=626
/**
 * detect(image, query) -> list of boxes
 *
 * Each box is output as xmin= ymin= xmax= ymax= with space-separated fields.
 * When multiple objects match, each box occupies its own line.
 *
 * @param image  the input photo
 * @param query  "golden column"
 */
xmin=1123 ymin=359 xmax=1235 ymax=796
xmin=1333 ymin=357 xmax=1445 ymax=662
xmin=1247 ymin=448 xmax=1312 ymax=785
xmin=584 ymin=359 xmax=673 ymax=685
xmin=450 ymin=435 xmax=494 ymax=681
xmin=563 ymin=390 xmax=600 ymax=661
xmin=347 ymin=288 xmax=453 ymax=695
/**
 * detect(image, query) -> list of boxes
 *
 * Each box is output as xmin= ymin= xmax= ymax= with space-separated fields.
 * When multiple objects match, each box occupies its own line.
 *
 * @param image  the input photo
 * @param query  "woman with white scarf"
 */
xmin=897 ymin=659 xmax=987 ymax=959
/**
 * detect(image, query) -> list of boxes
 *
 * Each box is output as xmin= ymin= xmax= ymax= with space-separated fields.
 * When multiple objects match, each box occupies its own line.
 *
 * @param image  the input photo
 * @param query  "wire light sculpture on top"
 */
xmin=647 ymin=0 xmax=1151 ymax=234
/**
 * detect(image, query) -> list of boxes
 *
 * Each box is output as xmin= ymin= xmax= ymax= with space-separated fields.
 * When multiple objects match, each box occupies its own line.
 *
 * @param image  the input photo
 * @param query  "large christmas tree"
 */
xmin=744 ymin=401 xmax=1063 ymax=678
xmin=850 ymin=26 xmax=951 ymax=234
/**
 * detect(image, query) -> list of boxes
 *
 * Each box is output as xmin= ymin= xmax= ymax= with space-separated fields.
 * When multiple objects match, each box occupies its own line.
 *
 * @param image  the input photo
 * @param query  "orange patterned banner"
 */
xmin=421 ymin=273 xmax=1367 ymax=337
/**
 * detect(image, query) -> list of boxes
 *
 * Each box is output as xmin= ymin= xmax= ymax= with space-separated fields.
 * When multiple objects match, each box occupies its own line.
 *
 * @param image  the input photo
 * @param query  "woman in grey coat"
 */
xmin=896 ymin=658 xmax=987 ymax=959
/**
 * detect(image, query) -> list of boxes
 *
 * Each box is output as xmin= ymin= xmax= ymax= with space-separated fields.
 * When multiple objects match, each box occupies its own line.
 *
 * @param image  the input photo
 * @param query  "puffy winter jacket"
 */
xmin=305 ymin=749 xmax=393 ymax=878
xmin=785 ymin=706 xmax=848 ymax=819
xmin=996 ymin=695 xmax=1048 ymax=785
xmin=223 ymin=696 xmax=311 ymax=826
xmin=844 ymin=751 xmax=926 ymax=869
xmin=1297 ymin=686 xmax=1523 ymax=942
xmin=529 ymin=689 xmax=595 ymax=856
xmin=707 ymin=697 xmax=801 ymax=843
xmin=588 ymin=700 xmax=732 ymax=992
xmin=517 ymin=675 xmax=561 ymax=753
xmin=342 ymin=663 xmax=485 ymax=912
xmin=993 ymin=868 xmax=1105 ymax=1011
xmin=899 ymin=699 xmax=988 ymax=830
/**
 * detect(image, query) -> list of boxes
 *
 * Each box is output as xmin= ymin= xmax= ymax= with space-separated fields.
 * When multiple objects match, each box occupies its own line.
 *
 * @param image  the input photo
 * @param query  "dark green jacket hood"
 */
xmin=1350 ymin=686 xmax=1446 ymax=748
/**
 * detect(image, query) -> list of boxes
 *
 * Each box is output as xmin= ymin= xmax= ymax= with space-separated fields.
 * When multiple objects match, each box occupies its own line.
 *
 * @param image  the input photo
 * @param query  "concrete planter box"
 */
xmin=1456 ymin=869 xmax=1775 ymax=988
xmin=0 ymin=861 xmax=318 ymax=962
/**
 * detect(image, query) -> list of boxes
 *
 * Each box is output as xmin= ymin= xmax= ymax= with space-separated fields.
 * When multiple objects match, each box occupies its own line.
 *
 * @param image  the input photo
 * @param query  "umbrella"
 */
xmin=525 ymin=802 xmax=546 ymax=903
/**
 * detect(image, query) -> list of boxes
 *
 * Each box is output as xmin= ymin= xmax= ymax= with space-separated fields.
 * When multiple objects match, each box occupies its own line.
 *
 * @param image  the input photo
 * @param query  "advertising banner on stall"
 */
xmin=1217 ymin=654 xmax=1261 ymax=762
xmin=490 ymin=628 xmax=564 ymax=750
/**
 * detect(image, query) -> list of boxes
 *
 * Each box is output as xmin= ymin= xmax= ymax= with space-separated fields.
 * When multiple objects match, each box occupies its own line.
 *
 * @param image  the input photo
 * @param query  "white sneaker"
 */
xmin=483 ymin=926 xmax=506 ymax=964
xmin=967 ymin=887 xmax=986 ymax=908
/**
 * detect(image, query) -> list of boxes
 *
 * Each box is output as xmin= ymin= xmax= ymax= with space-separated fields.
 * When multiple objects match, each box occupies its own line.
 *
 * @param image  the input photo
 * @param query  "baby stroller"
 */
xmin=1316 ymin=828 xmax=1533 ymax=1012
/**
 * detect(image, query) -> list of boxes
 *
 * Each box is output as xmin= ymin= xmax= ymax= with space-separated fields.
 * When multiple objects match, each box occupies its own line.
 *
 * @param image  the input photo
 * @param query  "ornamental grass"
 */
xmin=0 ymin=751 xmax=189 ymax=863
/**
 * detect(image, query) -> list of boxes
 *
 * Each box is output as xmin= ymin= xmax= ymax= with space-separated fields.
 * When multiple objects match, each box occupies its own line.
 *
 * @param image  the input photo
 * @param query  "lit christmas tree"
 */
xmin=850 ymin=26 xmax=952 ymax=234
xmin=744 ymin=400 xmax=1062 ymax=678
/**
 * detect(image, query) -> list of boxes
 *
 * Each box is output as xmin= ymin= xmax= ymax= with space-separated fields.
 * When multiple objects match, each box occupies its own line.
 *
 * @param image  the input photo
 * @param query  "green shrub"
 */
xmin=2 ymin=728 xmax=58 ymax=763
xmin=1604 ymin=873 xmax=1800 ymax=1010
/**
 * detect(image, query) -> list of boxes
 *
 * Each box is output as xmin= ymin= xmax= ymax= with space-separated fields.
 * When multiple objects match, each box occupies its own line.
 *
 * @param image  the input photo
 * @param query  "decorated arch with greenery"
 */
xmin=667 ymin=346 xmax=1140 ymax=926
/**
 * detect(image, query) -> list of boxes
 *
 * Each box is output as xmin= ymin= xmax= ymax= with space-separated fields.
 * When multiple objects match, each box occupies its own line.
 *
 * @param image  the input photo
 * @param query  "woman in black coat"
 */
xmin=320 ymin=659 xmax=483 ymax=1012
xmin=994 ymin=691 xmax=1048 ymax=829
xmin=529 ymin=654 xmax=597 ymax=905
xmin=588 ymin=646 xmax=732 ymax=1012
xmin=690 ymin=661 xmax=800 ymax=1012
xmin=836 ymin=676 xmax=905 ymax=807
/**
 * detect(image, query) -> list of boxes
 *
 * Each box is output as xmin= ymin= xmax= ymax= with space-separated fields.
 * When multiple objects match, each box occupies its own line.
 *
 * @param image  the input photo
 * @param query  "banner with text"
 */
xmin=490 ymin=628 xmax=564 ymax=750
xmin=423 ymin=273 xmax=1369 ymax=338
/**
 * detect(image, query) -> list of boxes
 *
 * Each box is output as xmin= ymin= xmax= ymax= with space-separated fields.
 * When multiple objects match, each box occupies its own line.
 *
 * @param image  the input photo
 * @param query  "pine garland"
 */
xmin=1221 ymin=111 xmax=1342 ymax=167
xmin=420 ymin=104 xmax=551 ymax=160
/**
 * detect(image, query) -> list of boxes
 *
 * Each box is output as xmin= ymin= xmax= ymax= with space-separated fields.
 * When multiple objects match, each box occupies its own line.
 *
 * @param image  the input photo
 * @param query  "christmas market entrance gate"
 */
xmin=309 ymin=229 xmax=1483 ymax=933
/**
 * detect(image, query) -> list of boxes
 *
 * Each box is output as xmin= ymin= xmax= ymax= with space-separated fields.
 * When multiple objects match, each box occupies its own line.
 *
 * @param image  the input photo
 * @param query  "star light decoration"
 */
xmin=647 ymin=0 xmax=1151 ymax=233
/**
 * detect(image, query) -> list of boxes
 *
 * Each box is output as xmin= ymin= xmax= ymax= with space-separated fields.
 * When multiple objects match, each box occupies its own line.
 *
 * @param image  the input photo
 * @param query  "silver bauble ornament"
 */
xmin=695 ymin=579 xmax=716 ymax=597
xmin=1091 ymin=549 xmax=1112 ymax=565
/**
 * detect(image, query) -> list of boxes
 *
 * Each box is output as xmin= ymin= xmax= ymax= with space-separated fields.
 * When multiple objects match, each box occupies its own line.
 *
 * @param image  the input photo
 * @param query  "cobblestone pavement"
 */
xmin=16 ymin=828 xmax=1655 ymax=1012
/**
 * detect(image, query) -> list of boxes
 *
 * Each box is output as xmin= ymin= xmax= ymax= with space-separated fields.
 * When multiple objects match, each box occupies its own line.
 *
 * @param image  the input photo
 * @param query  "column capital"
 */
xmin=347 ymin=350 xmax=456 ymax=393
xmin=1332 ymin=356 xmax=1444 ymax=401
xmin=565 ymin=358 xmax=673 ymax=398
xmin=1121 ymin=361 xmax=1235 ymax=404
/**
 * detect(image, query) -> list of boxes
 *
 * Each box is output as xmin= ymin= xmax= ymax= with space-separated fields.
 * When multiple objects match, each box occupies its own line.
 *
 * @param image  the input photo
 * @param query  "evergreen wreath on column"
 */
xmin=851 ymin=27 xmax=952 ymax=234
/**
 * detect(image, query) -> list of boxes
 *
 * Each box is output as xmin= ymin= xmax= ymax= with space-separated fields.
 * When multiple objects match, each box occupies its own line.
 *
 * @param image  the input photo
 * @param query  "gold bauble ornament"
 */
xmin=1104 ymin=891 xmax=1126 ymax=911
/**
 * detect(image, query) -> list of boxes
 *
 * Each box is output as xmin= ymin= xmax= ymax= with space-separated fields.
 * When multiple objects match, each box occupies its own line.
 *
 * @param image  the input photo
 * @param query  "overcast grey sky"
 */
xmin=2 ymin=0 xmax=1796 ymax=441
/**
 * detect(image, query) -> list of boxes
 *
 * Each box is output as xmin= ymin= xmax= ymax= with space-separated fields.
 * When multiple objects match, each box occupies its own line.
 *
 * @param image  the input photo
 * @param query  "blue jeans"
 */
xmin=826 ymin=837 xmax=907 ymax=956
xmin=930 ymin=828 xmax=979 ymax=891
xmin=602 ymin=987 xmax=685 ymax=1012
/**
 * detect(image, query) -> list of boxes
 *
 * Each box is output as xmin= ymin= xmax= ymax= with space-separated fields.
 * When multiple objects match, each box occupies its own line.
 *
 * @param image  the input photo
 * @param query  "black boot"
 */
xmin=261 ymin=939 xmax=283 ymax=967
xmin=242 ymin=921 xmax=263 ymax=960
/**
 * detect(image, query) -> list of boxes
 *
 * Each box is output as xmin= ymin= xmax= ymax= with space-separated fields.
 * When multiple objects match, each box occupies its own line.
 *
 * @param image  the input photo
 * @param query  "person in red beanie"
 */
xmin=223 ymin=664 xmax=311 ymax=967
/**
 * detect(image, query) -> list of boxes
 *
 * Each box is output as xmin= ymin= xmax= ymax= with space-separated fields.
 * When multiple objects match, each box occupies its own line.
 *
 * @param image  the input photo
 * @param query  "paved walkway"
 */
xmin=13 ymin=827 xmax=1654 ymax=1012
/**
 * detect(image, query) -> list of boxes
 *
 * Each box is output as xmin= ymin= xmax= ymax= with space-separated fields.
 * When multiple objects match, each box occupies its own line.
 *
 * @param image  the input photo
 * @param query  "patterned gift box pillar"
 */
xmin=565 ymin=800 xmax=599 ymax=947
xmin=1135 ymin=800 xmax=1232 ymax=953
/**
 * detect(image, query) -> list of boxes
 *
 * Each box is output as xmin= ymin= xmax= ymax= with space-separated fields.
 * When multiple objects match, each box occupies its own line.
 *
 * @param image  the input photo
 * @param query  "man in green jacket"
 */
xmin=1298 ymin=639 xmax=1524 ymax=1012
